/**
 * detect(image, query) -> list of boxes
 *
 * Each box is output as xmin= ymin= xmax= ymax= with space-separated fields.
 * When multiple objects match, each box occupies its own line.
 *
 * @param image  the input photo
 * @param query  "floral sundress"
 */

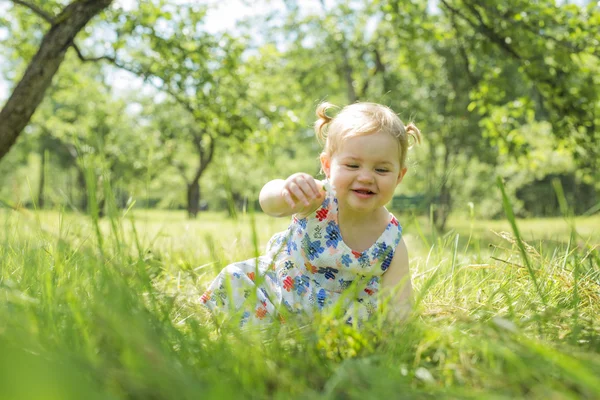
xmin=201 ymin=182 xmax=403 ymax=326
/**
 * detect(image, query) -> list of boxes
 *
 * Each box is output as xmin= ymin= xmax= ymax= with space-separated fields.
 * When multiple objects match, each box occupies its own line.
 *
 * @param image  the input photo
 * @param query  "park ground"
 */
xmin=1 ymin=208 xmax=599 ymax=399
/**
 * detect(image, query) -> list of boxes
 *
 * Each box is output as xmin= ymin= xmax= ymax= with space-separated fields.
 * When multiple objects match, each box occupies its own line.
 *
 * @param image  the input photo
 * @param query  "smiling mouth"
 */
xmin=353 ymin=189 xmax=376 ymax=195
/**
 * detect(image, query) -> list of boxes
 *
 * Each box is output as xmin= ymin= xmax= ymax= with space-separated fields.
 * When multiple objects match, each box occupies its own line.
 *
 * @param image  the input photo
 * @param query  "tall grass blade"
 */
xmin=82 ymin=162 xmax=104 ymax=260
xmin=497 ymin=177 xmax=547 ymax=305
xmin=451 ymin=233 xmax=459 ymax=301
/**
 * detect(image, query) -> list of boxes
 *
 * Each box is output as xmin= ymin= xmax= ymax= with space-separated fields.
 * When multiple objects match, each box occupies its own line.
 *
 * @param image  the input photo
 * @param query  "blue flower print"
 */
xmin=338 ymin=278 xmax=353 ymax=290
xmin=341 ymin=254 xmax=352 ymax=267
xmin=322 ymin=197 xmax=330 ymax=209
xmin=294 ymin=275 xmax=310 ymax=295
xmin=358 ymin=253 xmax=370 ymax=268
xmin=325 ymin=222 xmax=341 ymax=249
xmin=274 ymin=234 xmax=284 ymax=246
xmin=283 ymin=260 xmax=295 ymax=271
xmin=318 ymin=267 xmax=338 ymax=280
xmin=240 ymin=311 xmax=250 ymax=327
xmin=303 ymin=236 xmax=324 ymax=261
xmin=217 ymin=291 xmax=228 ymax=305
xmin=381 ymin=249 xmax=395 ymax=271
xmin=313 ymin=225 xmax=323 ymax=238
xmin=371 ymin=242 xmax=388 ymax=259
xmin=286 ymin=239 xmax=298 ymax=255
xmin=317 ymin=289 xmax=327 ymax=309
xmin=294 ymin=217 xmax=308 ymax=236
xmin=259 ymin=287 xmax=269 ymax=300
xmin=265 ymin=270 xmax=277 ymax=282
xmin=295 ymin=286 xmax=307 ymax=297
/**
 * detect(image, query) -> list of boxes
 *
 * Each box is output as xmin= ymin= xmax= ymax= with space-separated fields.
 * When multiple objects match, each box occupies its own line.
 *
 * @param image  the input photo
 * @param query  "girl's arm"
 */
xmin=380 ymin=238 xmax=412 ymax=319
xmin=259 ymin=173 xmax=324 ymax=217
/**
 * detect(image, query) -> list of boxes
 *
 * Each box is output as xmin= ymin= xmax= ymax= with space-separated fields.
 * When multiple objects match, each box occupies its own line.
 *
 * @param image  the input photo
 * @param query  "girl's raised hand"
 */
xmin=281 ymin=173 xmax=323 ymax=210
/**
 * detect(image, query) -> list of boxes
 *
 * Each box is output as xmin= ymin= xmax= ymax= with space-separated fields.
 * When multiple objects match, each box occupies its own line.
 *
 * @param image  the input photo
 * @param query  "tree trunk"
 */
xmin=187 ymin=181 xmax=201 ymax=219
xmin=0 ymin=0 xmax=113 ymax=161
xmin=433 ymin=182 xmax=452 ymax=232
xmin=433 ymin=147 xmax=453 ymax=232
xmin=342 ymin=48 xmax=357 ymax=103
xmin=184 ymin=134 xmax=214 ymax=219
xmin=38 ymin=148 xmax=46 ymax=209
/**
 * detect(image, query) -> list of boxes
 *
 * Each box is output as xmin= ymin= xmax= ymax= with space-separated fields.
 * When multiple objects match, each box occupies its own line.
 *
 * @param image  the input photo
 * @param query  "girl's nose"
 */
xmin=357 ymin=170 xmax=374 ymax=183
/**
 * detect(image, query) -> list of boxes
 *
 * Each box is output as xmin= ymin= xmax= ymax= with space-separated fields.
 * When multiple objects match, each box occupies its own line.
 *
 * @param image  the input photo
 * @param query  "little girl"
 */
xmin=201 ymin=102 xmax=421 ymax=326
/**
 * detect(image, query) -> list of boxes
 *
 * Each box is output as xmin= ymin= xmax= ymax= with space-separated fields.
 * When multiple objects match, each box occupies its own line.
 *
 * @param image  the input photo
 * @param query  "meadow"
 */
xmin=1 ymin=203 xmax=599 ymax=399
xmin=2 ymin=0 xmax=599 ymax=398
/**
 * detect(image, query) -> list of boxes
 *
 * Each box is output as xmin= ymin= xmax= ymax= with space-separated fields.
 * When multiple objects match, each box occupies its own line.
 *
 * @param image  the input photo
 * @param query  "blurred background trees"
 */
xmin=0 ymin=0 xmax=598 ymax=227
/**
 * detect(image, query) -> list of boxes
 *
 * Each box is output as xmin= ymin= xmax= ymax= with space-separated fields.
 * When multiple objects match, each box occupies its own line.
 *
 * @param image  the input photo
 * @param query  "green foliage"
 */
xmin=432 ymin=0 xmax=600 ymax=171
xmin=1 ymin=0 xmax=597 ymax=223
xmin=0 ymin=54 xmax=172 ymax=208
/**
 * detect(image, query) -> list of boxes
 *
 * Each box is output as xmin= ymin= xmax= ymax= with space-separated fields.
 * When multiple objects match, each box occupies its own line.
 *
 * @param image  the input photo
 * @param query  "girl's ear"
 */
xmin=320 ymin=153 xmax=331 ymax=178
xmin=396 ymin=167 xmax=408 ymax=184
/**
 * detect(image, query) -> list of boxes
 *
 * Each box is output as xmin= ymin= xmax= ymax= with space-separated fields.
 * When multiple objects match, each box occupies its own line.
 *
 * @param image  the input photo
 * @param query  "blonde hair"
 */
xmin=314 ymin=102 xmax=421 ymax=169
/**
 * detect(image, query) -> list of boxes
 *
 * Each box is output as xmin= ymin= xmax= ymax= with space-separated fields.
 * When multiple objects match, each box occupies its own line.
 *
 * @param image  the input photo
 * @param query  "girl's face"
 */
xmin=320 ymin=131 xmax=407 ymax=215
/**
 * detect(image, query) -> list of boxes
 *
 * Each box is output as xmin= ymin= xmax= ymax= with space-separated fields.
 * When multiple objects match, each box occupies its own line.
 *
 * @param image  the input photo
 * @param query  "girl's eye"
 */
xmin=346 ymin=164 xmax=359 ymax=169
xmin=376 ymin=168 xmax=389 ymax=173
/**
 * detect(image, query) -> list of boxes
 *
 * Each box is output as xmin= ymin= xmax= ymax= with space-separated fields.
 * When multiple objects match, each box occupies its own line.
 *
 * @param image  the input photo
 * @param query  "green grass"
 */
xmin=1 ymin=205 xmax=599 ymax=399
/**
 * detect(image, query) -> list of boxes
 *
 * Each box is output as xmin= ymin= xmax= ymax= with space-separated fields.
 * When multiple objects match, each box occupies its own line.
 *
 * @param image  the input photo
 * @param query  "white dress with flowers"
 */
xmin=201 ymin=183 xmax=403 ymax=326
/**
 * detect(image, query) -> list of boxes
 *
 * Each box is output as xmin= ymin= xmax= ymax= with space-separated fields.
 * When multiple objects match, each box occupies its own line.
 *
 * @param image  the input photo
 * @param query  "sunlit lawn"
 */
xmin=4 ymin=207 xmax=598 ymax=260
xmin=1 ymin=206 xmax=599 ymax=399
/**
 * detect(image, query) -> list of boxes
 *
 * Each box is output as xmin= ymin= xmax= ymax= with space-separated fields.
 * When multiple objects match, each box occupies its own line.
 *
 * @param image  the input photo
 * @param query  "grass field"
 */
xmin=1 ymin=205 xmax=599 ymax=399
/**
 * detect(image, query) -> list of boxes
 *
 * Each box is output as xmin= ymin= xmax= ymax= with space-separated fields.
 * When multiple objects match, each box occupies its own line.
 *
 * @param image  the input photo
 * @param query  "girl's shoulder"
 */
xmin=388 ymin=212 xmax=402 ymax=232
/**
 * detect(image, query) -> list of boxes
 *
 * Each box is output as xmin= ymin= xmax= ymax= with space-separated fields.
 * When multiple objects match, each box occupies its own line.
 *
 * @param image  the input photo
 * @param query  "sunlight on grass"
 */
xmin=1 ymin=205 xmax=599 ymax=399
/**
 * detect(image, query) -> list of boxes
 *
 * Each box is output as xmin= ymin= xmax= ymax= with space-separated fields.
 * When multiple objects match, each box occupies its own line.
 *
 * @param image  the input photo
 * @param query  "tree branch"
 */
xmin=10 ymin=0 xmax=55 ymax=24
xmin=471 ymin=2 xmax=598 ymax=57
xmin=12 ymin=1 xmax=200 ymax=114
xmin=72 ymin=45 xmax=201 ymax=116
xmin=439 ymin=0 xmax=521 ymax=60
xmin=359 ymin=47 xmax=386 ymax=99
xmin=200 ymin=136 xmax=215 ymax=172
xmin=71 ymin=44 xmax=120 ymax=64
xmin=0 ymin=0 xmax=114 ymax=161
xmin=190 ymin=135 xmax=214 ymax=185
xmin=191 ymin=130 xmax=203 ymax=152
xmin=448 ymin=13 xmax=478 ymax=86
xmin=341 ymin=45 xmax=357 ymax=103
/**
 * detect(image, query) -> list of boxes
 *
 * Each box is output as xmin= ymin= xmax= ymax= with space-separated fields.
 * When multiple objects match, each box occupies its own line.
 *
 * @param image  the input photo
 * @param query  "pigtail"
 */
xmin=314 ymin=102 xmax=337 ymax=144
xmin=404 ymin=123 xmax=422 ymax=147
